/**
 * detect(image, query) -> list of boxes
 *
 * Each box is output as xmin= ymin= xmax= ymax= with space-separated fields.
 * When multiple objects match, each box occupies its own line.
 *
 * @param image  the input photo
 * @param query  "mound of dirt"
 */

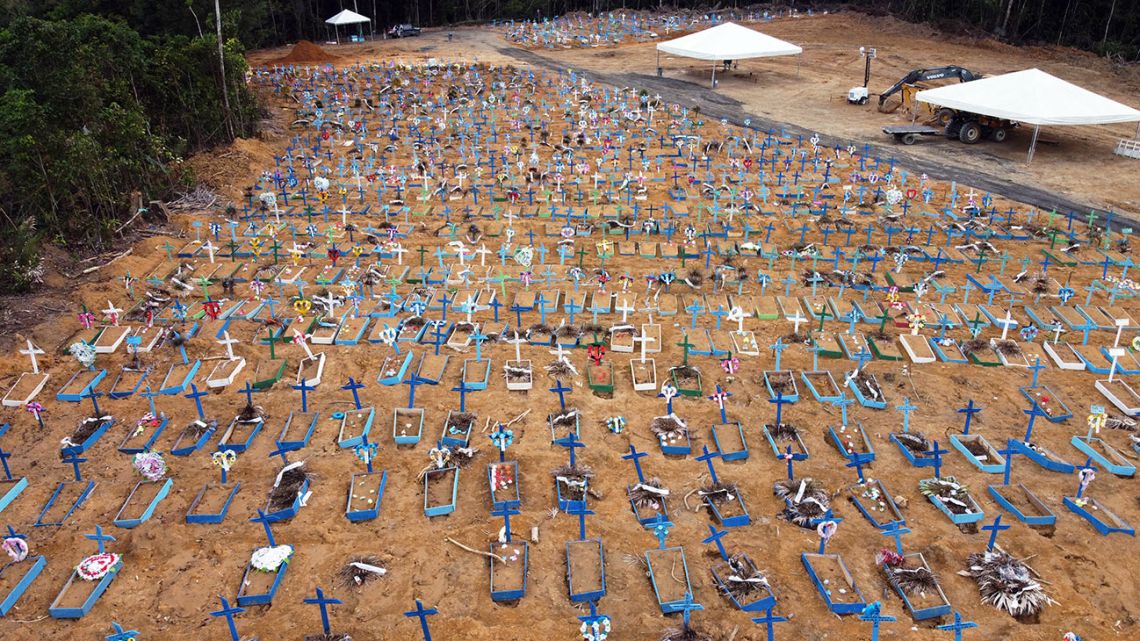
xmin=274 ymin=40 xmax=339 ymax=64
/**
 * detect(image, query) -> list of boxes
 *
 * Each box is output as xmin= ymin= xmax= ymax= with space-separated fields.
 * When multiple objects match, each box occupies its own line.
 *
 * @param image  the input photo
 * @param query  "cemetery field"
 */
xmin=0 ymin=11 xmax=1138 ymax=641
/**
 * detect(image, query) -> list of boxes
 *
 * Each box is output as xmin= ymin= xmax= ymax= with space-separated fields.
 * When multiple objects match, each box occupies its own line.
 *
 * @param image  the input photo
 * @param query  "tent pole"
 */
xmin=656 ymin=49 xmax=660 ymax=77
xmin=711 ymin=61 xmax=716 ymax=89
xmin=1135 ymin=121 xmax=1139 ymax=140
xmin=1027 ymin=124 xmax=1040 ymax=164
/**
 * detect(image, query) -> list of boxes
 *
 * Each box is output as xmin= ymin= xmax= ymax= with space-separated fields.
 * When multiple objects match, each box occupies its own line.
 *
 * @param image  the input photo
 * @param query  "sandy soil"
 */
xmin=0 ymin=13 xmax=1136 ymax=641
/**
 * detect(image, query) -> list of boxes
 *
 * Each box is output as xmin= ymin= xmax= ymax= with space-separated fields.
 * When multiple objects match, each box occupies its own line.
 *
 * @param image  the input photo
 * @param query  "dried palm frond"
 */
xmin=961 ymin=337 xmax=988 ymax=356
xmin=773 ymin=477 xmax=827 ymax=502
xmin=714 ymin=553 xmax=771 ymax=601
xmin=992 ymin=339 xmax=1022 ymax=356
xmin=767 ymin=422 xmax=799 ymax=441
xmin=651 ymin=414 xmax=688 ymax=440
xmin=963 ymin=550 xmax=1054 ymax=618
xmin=335 ymin=555 xmax=386 ymax=588
xmin=237 ymin=403 xmax=266 ymax=423
xmin=545 ymin=359 xmax=577 ymax=377
xmin=550 ymin=408 xmax=580 ymax=428
xmin=629 ymin=478 xmax=669 ymax=510
xmin=892 ymin=431 xmax=929 ymax=454
xmin=660 ymin=625 xmax=712 ymax=641
xmin=700 ymin=481 xmax=739 ymax=505
xmin=269 ymin=465 xmax=312 ymax=511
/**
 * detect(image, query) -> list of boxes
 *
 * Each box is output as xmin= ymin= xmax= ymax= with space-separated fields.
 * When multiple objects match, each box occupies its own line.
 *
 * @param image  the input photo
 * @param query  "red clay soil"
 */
xmin=273 ymin=40 xmax=339 ymax=64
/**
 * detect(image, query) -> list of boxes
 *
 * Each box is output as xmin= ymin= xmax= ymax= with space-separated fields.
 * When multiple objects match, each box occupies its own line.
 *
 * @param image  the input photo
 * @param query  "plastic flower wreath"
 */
xmin=77 ymin=553 xmax=121 ymax=581
xmin=132 ymin=451 xmax=167 ymax=482
xmin=250 ymin=545 xmax=293 ymax=573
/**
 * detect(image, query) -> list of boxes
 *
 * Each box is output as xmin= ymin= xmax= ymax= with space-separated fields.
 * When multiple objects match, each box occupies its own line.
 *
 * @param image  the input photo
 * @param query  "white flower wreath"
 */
xmin=250 ymin=545 xmax=293 ymax=573
xmin=580 ymin=615 xmax=611 ymax=641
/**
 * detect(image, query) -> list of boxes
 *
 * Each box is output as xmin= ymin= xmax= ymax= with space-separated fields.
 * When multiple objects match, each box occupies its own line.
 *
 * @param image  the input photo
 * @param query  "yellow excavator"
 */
xmin=876 ymin=66 xmax=980 ymax=124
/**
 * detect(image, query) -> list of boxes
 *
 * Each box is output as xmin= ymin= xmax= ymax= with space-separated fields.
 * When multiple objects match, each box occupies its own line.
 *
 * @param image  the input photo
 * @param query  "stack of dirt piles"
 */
xmin=273 ymin=40 xmax=339 ymax=64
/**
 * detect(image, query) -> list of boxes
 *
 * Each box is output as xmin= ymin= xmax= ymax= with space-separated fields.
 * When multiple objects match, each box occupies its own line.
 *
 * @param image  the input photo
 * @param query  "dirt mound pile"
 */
xmin=273 ymin=40 xmax=339 ymax=64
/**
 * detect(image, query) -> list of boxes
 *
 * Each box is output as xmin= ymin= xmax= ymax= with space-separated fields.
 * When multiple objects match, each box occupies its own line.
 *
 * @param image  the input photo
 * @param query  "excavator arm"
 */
xmin=877 ymin=66 xmax=980 ymax=107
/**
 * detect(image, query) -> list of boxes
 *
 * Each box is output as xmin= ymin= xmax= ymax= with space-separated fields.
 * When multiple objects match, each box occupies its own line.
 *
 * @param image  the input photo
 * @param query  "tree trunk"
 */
xmin=214 ymin=0 xmax=234 ymax=139
xmin=1102 ymin=0 xmax=1118 ymax=51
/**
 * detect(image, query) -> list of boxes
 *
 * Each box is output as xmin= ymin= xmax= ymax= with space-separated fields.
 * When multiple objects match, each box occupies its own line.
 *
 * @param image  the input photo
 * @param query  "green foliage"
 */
xmin=0 ymin=14 xmax=257 ymax=294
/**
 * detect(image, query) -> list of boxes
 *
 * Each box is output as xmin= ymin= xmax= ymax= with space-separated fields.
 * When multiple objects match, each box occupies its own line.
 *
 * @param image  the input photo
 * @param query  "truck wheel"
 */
xmin=901 ymin=133 xmax=917 ymax=145
xmin=935 ymin=108 xmax=955 ymax=126
xmin=858 ymin=96 xmax=868 ymax=105
xmin=958 ymin=121 xmax=982 ymax=144
xmin=991 ymin=127 xmax=1008 ymax=142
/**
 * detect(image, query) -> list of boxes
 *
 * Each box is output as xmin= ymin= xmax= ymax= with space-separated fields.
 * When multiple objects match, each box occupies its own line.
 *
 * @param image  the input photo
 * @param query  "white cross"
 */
xmin=1108 ymin=347 xmax=1126 ymax=383
xmin=453 ymin=242 xmax=468 ymax=266
xmin=103 ymin=301 xmax=123 ymax=327
xmin=392 ymin=243 xmax=408 ymax=265
xmin=510 ymin=331 xmax=525 ymax=362
xmin=290 ymin=243 xmax=305 ymax=264
xmin=20 ymin=339 xmax=44 ymax=374
xmin=475 ymin=244 xmax=491 ymax=267
xmin=633 ymin=330 xmax=656 ymax=362
xmin=616 ymin=298 xmax=635 ymax=323
xmin=463 ymin=295 xmax=477 ymax=323
xmin=1113 ymin=317 xmax=1128 ymax=348
xmin=789 ymin=311 xmax=808 ymax=335
xmin=339 ymin=204 xmax=352 ymax=226
xmin=318 ymin=292 xmax=340 ymax=317
xmin=1052 ymin=324 xmax=1064 ymax=344
xmin=1000 ymin=308 xmax=1014 ymax=341
xmin=203 ymin=240 xmax=216 ymax=264
xmin=727 ymin=306 xmax=748 ymax=333
xmin=293 ymin=330 xmax=316 ymax=360
xmin=217 ymin=331 xmax=239 ymax=361
xmin=550 ymin=343 xmax=569 ymax=363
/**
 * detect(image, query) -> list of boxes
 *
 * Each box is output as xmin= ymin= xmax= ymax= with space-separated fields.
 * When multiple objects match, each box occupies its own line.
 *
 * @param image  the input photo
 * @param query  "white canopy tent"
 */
xmin=915 ymin=68 xmax=1140 ymax=162
xmin=325 ymin=9 xmax=371 ymax=44
xmin=655 ymin=22 xmax=802 ymax=88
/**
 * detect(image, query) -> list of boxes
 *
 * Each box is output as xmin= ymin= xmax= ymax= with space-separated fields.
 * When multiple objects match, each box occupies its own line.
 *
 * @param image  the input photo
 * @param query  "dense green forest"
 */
xmin=1 ymin=1 xmax=1138 ymax=293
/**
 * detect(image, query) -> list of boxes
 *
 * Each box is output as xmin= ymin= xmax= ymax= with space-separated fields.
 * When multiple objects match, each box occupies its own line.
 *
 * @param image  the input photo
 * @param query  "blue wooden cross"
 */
xmin=85 ymin=524 xmax=115 ymax=554
xmin=210 ymin=595 xmax=245 ymax=641
xmin=341 ymin=377 xmax=365 ymax=410
xmin=141 ymin=384 xmax=160 ymax=417
xmin=751 ymin=607 xmax=788 ymax=641
xmin=568 ymin=502 xmax=595 ymax=540
xmin=649 ymin=513 xmax=673 ymax=549
xmin=535 ymin=293 xmax=548 ymax=324
xmin=882 ymin=522 xmax=910 ymax=555
xmin=240 ymin=381 xmax=257 ymax=408
xmin=999 ymin=439 xmax=1017 ymax=485
xmin=1027 ymin=357 xmax=1045 ymax=388
xmin=957 ymin=399 xmax=980 ymax=435
xmin=658 ymin=383 xmax=678 ymax=414
xmin=403 ymin=599 xmax=438 ymax=641
xmin=576 ymin=602 xmax=610 ymax=640
xmin=982 ymin=514 xmax=1010 ymax=551
xmin=555 ymin=431 xmax=585 ymax=468
xmin=404 ymin=374 xmax=428 ymax=408
xmin=451 ymin=379 xmax=473 ymax=413
xmin=709 ymin=384 xmax=731 ymax=424
xmin=781 ymin=445 xmax=800 ymax=480
xmin=769 ymin=392 xmax=790 ymax=426
xmin=833 ymin=395 xmax=854 ymax=427
xmin=860 ymin=603 xmax=896 ymax=641
xmin=63 ymin=451 xmax=87 ymax=482
xmin=430 ymin=322 xmax=447 ymax=355
xmin=184 ymin=383 xmax=208 ymax=421
xmin=896 ymin=397 xmax=917 ymax=433
xmin=250 ymin=508 xmax=277 ymax=547
xmin=549 ymin=379 xmax=571 ymax=411
xmin=292 ymin=378 xmax=314 ymax=413
xmin=1022 ymin=404 xmax=1048 ymax=442
xmin=1075 ymin=459 xmax=1097 ymax=498
xmin=268 ymin=443 xmax=290 ymax=465
xmin=769 ymin=337 xmax=787 ymax=370
xmin=303 ymin=586 xmax=342 ymax=635
xmin=106 ymin=622 xmax=139 ymax=641
xmin=930 ymin=440 xmax=949 ymax=478
xmin=702 ymin=524 xmax=730 ymax=561
xmin=0 ymin=443 xmax=12 ymax=480
xmin=488 ymin=297 xmax=503 ymax=323
xmin=470 ymin=327 xmax=488 ymax=361
xmin=84 ymin=389 xmax=104 ymax=417
xmin=936 ymin=611 xmax=978 ymax=641
xmin=696 ymin=445 xmax=721 ymax=484
xmin=677 ymin=592 xmax=704 ymax=631
xmin=846 ymin=451 xmax=873 ymax=483
xmin=623 ymin=444 xmax=647 ymax=483
xmin=492 ymin=504 xmax=521 ymax=542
